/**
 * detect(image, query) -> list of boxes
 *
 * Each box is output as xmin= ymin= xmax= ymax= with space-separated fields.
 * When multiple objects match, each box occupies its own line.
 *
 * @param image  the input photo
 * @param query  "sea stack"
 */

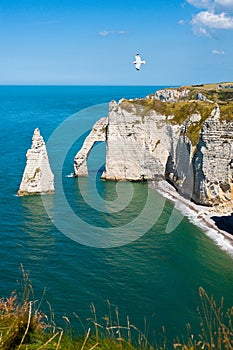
xmin=18 ymin=128 xmax=54 ymax=196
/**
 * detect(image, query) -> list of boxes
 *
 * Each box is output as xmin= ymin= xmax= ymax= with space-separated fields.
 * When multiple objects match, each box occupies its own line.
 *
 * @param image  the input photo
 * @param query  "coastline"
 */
xmin=152 ymin=180 xmax=233 ymax=257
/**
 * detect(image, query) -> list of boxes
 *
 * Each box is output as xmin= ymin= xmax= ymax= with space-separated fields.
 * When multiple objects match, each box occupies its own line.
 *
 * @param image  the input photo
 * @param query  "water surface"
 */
xmin=0 ymin=85 xmax=232 ymax=344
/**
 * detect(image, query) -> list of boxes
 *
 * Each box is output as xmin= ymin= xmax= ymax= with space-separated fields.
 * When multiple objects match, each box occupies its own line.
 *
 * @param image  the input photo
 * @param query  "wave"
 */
xmin=66 ymin=173 xmax=75 ymax=178
xmin=174 ymin=199 xmax=233 ymax=258
xmin=155 ymin=180 xmax=233 ymax=258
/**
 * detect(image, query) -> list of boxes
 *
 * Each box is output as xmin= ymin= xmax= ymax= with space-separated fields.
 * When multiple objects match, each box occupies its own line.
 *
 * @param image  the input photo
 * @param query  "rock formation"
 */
xmin=101 ymin=101 xmax=181 ymax=181
xmin=153 ymin=88 xmax=190 ymax=102
xmin=18 ymin=128 xmax=54 ymax=196
xmin=74 ymin=83 xmax=233 ymax=207
xmin=74 ymin=117 xmax=108 ymax=176
xmin=193 ymin=107 xmax=233 ymax=205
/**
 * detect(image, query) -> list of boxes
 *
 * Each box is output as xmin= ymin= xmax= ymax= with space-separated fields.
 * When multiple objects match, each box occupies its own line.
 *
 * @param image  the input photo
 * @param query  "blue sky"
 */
xmin=0 ymin=0 xmax=233 ymax=85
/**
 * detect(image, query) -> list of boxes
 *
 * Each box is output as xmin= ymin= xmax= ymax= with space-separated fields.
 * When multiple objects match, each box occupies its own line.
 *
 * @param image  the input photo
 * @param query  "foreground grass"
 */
xmin=0 ymin=270 xmax=232 ymax=349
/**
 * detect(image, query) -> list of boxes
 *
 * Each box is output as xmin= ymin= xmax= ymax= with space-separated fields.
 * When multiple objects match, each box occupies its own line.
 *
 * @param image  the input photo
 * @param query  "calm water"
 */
xmin=0 ymin=86 xmax=233 ymax=344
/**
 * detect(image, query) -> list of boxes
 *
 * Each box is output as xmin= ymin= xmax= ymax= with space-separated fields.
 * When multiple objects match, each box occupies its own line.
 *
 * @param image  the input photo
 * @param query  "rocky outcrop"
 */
xmin=74 ymin=117 xmax=107 ymax=176
xmin=154 ymin=88 xmax=190 ymax=102
xmin=73 ymin=88 xmax=233 ymax=207
xmin=153 ymin=88 xmax=215 ymax=103
xmin=196 ymin=92 xmax=207 ymax=101
xmin=193 ymin=107 xmax=233 ymax=205
xmin=18 ymin=128 xmax=54 ymax=196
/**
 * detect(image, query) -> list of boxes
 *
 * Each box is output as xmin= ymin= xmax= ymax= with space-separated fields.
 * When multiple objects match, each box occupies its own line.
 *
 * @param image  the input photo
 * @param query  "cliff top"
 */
xmin=183 ymin=81 xmax=233 ymax=103
xmin=119 ymin=82 xmax=233 ymax=145
xmin=120 ymin=82 xmax=233 ymax=124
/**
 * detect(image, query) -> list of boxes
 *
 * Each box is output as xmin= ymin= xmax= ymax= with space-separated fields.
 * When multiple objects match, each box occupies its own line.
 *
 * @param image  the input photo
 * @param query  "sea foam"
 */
xmin=174 ymin=200 xmax=233 ymax=258
xmin=66 ymin=173 xmax=75 ymax=178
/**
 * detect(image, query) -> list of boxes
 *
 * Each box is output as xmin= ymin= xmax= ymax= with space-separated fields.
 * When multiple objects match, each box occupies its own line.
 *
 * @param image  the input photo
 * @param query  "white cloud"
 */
xmin=178 ymin=19 xmax=186 ymax=24
xmin=215 ymin=0 xmax=233 ymax=7
xmin=99 ymin=31 xmax=110 ymax=36
xmin=186 ymin=0 xmax=212 ymax=8
xmin=192 ymin=10 xmax=233 ymax=28
xmin=186 ymin=0 xmax=233 ymax=9
xmin=192 ymin=25 xmax=211 ymax=35
xmin=212 ymin=49 xmax=225 ymax=53
xmin=99 ymin=30 xmax=128 ymax=36
xmin=185 ymin=0 xmax=233 ymax=34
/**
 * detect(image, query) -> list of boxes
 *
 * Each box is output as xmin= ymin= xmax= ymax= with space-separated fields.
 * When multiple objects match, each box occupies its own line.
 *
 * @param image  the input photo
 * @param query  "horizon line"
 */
xmin=0 ymin=83 xmax=173 ymax=86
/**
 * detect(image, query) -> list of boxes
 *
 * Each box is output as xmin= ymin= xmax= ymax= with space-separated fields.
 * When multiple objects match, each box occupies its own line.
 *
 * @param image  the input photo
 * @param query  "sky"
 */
xmin=0 ymin=0 xmax=233 ymax=85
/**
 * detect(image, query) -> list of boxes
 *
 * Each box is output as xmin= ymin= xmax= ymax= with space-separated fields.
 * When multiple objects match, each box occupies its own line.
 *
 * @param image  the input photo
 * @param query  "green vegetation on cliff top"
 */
xmin=121 ymin=82 xmax=233 ymax=146
xmin=185 ymin=82 xmax=233 ymax=104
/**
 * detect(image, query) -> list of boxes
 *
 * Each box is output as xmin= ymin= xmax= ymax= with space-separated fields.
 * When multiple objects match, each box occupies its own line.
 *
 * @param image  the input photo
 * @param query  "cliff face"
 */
xmin=101 ymin=101 xmax=181 ymax=181
xmin=193 ymin=108 xmax=233 ymax=205
xmin=18 ymin=128 xmax=54 ymax=196
xmin=74 ymin=84 xmax=233 ymax=206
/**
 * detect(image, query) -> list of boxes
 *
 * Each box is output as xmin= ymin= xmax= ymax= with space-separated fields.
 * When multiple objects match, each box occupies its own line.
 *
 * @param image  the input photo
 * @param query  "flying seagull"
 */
xmin=133 ymin=54 xmax=146 ymax=71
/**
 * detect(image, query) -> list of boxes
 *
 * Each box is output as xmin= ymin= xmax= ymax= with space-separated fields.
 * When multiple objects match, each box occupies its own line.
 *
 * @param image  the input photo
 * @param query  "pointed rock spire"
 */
xmin=18 ymin=128 xmax=54 ymax=196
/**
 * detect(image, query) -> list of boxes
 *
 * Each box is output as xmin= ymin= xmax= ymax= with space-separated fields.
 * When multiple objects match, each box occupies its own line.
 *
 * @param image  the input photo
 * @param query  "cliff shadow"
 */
xmin=165 ymin=136 xmax=194 ymax=200
xmin=211 ymin=213 xmax=233 ymax=235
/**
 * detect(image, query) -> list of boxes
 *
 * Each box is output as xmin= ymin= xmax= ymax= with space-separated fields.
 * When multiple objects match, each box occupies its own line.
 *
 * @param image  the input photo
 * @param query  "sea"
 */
xmin=0 ymin=85 xmax=233 ymax=345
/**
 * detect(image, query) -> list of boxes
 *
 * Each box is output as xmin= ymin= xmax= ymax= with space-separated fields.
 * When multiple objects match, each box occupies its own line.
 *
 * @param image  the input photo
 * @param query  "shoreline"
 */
xmin=152 ymin=180 xmax=233 ymax=257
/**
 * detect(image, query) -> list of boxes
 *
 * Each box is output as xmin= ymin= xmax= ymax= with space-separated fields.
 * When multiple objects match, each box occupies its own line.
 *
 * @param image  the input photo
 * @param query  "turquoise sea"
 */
xmin=0 ymin=85 xmax=233 ymax=344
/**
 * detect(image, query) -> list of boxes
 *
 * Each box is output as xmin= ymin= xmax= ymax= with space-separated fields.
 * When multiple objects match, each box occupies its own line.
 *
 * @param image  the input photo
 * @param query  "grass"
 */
xmin=120 ymin=83 xmax=233 ymax=146
xmin=173 ymin=288 xmax=233 ymax=350
xmin=0 ymin=268 xmax=232 ymax=349
xmin=219 ymin=104 xmax=233 ymax=122
xmin=121 ymin=99 xmax=215 ymax=146
xmin=126 ymin=99 xmax=214 ymax=123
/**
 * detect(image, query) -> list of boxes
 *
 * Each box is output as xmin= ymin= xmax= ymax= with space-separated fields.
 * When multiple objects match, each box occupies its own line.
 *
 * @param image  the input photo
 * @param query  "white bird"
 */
xmin=133 ymin=54 xmax=146 ymax=71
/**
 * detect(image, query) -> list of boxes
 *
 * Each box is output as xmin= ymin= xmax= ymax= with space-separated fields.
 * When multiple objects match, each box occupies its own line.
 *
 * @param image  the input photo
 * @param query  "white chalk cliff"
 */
xmin=153 ymin=88 xmax=190 ymax=102
xmin=74 ymin=117 xmax=108 ymax=176
xmin=101 ymin=100 xmax=181 ymax=181
xmin=18 ymin=128 xmax=54 ymax=196
xmin=193 ymin=107 xmax=233 ymax=205
xmin=74 ymin=86 xmax=233 ymax=207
